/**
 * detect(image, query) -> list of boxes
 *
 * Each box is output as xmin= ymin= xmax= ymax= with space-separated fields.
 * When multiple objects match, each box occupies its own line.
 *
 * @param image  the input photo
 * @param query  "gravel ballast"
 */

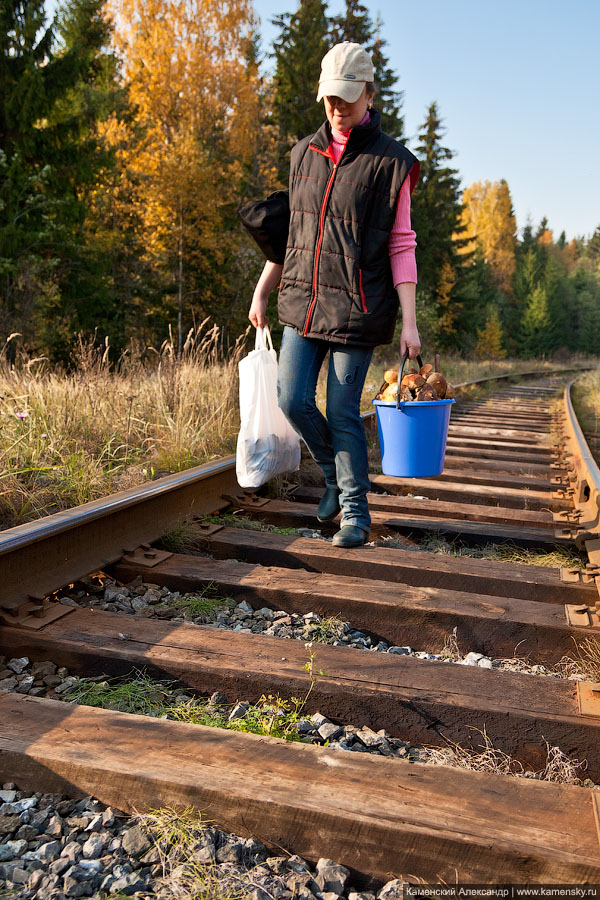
xmin=0 ymin=783 xmax=408 ymax=899
xmin=53 ymin=575 xmax=586 ymax=681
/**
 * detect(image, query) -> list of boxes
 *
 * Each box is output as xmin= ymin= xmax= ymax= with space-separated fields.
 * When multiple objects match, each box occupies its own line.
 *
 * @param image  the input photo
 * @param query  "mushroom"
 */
xmin=415 ymin=385 xmax=438 ymax=402
xmin=400 ymin=384 xmax=413 ymax=402
xmin=384 ymin=367 xmax=399 ymax=384
xmin=445 ymin=382 xmax=455 ymax=400
xmin=381 ymin=382 xmax=398 ymax=402
xmin=419 ymin=364 xmax=434 ymax=377
xmin=434 ymin=353 xmax=441 ymax=373
xmin=405 ymin=373 xmax=426 ymax=392
xmin=426 ymin=372 xmax=447 ymax=399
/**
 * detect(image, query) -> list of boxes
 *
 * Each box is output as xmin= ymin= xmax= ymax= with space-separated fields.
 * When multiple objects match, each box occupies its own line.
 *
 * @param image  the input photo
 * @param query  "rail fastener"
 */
xmin=121 ymin=545 xmax=174 ymax=568
xmin=577 ymin=682 xmax=600 ymax=717
xmin=565 ymin=603 xmax=600 ymax=629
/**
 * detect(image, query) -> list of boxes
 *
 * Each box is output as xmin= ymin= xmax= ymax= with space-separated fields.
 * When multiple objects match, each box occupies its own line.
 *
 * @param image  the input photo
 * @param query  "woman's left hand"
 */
xmin=400 ymin=324 xmax=421 ymax=359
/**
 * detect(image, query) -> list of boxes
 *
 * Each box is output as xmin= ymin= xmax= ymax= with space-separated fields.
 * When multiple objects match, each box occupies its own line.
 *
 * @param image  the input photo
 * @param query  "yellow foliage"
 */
xmin=538 ymin=228 xmax=554 ymax=245
xmin=474 ymin=307 xmax=506 ymax=360
xmin=458 ymin=179 xmax=517 ymax=294
xmin=103 ymin=0 xmax=261 ymax=320
xmin=436 ymin=259 xmax=461 ymax=338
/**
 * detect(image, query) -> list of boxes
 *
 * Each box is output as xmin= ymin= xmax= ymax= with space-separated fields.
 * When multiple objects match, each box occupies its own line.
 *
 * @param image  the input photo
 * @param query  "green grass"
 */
xmin=153 ymin=582 xmax=234 ymax=621
xmin=203 ymin=513 xmax=299 ymax=535
xmin=0 ymin=323 xmax=245 ymax=529
xmin=306 ymin=614 xmax=346 ymax=644
xmin=66 ymin=669 xmax=311 ymax=742
xmin=158 ymin=518 xmax=207 ymax=554
xmin=66 ymin=669 xmax=174 ymax=714
xmin=168 ymin=693 xmax=305 ymax=741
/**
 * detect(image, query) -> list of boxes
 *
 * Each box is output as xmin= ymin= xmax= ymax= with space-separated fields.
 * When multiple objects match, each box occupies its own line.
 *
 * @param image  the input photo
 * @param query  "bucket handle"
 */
xmin=397 ymin=350 xmax=424 ymax=409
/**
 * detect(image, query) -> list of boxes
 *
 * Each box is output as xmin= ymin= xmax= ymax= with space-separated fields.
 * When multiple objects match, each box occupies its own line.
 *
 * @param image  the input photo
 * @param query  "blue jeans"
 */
xmin=277 ymin=326 xmax=373 ymax=534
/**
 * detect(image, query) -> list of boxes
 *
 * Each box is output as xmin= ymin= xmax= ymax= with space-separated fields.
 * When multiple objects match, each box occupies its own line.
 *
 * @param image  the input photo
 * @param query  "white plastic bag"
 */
xmin=236 ymin=327 xmax=301 ymax=489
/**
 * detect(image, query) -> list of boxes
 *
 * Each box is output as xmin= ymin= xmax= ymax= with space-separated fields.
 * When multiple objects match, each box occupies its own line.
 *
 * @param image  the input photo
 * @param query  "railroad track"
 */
xmin=1 ymin=365 xmax=600 ymax=888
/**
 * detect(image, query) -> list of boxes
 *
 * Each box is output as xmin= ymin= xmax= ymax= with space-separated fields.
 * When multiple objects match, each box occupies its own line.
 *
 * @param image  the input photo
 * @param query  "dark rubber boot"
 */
xmin=332 ymin=525 xmax=369 ymax=548
xmin=317 ymin=486 xmax=341 ymax=523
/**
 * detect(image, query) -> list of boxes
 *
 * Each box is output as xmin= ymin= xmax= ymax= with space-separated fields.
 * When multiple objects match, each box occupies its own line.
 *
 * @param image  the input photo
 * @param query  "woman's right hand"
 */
xmin=248 ymin=295 xmax=268 ymax=329
xmin=249 ymin=261 xmax=283 ymax=329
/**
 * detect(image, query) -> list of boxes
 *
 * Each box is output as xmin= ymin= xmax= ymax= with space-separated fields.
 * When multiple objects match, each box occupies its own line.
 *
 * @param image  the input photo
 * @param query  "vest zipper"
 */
xmin=303 ymin=133 xmax=351 ymax=336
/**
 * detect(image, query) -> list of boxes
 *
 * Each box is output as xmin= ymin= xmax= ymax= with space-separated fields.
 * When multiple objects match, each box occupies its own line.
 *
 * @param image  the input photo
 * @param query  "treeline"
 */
xmin=1 ymin=0 xmax=599 ymax=362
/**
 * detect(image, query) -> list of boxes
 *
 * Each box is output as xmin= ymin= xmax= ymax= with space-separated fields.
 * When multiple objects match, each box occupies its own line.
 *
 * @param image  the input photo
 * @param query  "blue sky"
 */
xmin=253 ymin=0 xmax=599 ymax=241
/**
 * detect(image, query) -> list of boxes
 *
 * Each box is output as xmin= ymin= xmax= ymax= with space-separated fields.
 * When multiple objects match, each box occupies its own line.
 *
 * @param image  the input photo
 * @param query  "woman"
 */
xmin=248 ymin=42 xmax=421 ymax=548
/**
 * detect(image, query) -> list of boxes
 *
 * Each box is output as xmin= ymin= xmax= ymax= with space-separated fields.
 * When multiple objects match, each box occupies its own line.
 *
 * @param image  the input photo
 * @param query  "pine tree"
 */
xmin=271 ymin=0 xmax=330 ymax=174
xmin=475 ymin=306 xmax=506 ymax=359
xmin=436 ymin=259 xmax=461 ymax=347
xmin=587 ymin=227 xmax=600 ymax=263
xmin=330 ymin=0 xmax=371 ymax=43
xmin=521 ymin=284 xmax=552 ymax=356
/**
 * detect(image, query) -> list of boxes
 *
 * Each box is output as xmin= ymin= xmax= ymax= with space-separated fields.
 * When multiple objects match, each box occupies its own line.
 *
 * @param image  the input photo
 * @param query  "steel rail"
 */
xmin=563 ymin=380 xmax=600 ymax=523
xmin=0 ymin=455 xmax=239 ymax=622
xmin=561 ymin=382 xmax=600 ymax=607
xmin=453 ymin=364 xmax=592 ymax=389
xmin=0 ymin=363 xmax=592 ymax=624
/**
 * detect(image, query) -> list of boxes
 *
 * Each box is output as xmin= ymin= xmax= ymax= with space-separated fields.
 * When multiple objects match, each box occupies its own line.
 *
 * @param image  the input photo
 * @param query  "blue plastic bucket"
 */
xmin=373 ymin=397 xmax=455 ymax=477
xmin=371 ymin=350 xmax=455 ymax=477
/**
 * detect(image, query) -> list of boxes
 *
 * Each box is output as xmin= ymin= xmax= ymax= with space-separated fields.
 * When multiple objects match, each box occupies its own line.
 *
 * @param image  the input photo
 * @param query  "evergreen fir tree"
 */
xmin=0 ymin=0 xmax=120 ymax=357
xmin=410 ymin=102 xmax=465 ymax=347
xmin=587 ymin=226 xmax=600 ymax=263
xmin=329 ymin=2 xmax=403 ymax=137
xmin=521 ymin=284 xmax=552 ymax=357
xmin=369 ymin=15 xmax=403 ymax=138
xmin=436 ymin=259 xmax=461 ymax=348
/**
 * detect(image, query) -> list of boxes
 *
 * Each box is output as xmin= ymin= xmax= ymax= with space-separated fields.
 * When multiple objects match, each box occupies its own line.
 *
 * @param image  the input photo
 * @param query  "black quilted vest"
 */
xmin=278 ymin=110 xmax=419 ymax=347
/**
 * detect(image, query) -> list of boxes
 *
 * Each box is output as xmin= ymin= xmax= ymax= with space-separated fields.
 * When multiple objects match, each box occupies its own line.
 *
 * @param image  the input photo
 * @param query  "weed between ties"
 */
xmin=66 ymin=645 xmax=331 ymax=744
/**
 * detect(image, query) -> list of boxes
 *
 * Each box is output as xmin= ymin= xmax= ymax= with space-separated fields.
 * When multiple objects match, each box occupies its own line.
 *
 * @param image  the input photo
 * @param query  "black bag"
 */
xmin=238 ymin=190 xmax=290 ymax=265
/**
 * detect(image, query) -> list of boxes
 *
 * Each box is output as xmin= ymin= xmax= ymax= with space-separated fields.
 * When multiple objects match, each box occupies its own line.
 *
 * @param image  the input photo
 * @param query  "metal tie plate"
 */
xmin=577 ymin=682 xmax=600 ymax=718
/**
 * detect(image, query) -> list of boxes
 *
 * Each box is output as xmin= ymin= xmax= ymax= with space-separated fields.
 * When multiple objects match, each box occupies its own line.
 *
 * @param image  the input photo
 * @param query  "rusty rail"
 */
xmin=0 ymin=456 xmax=239 ymax=626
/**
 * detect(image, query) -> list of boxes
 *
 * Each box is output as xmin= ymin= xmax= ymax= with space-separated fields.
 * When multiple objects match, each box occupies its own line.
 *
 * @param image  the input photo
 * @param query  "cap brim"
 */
xmin=316 ymin=79 xmax=365 ymax=104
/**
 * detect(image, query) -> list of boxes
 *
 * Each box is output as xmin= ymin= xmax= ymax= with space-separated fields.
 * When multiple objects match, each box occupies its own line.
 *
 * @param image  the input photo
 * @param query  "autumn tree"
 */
xmin=108 ymin=0 xmax=260 ymax=350
xmin=459 ymin=179 xmax=517 ymax=296
xmin=474 ymin=306 xmax=506 ymax=359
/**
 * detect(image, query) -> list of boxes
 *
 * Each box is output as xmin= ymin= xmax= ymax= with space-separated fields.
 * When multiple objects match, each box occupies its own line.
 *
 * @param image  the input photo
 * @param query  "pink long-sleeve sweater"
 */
xmin=328 ymin=111 xmax=418 ymax=285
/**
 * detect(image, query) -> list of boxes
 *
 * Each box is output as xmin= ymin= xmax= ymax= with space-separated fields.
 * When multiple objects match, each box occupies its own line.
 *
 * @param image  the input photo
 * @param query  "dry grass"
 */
xmin=415 ymin=533 xmax=584 ymax=568
xmin=557 ymin=637 xmax=600 ymax=682
xmin=135 ymin=807 xmax=251 ymax=899
xmin=420 ymin=728 xmax=585 ymax=784
xmin=0 ymin=322 xmax=245 ymax=528
xmin=572 ymin=367 xmax=600 ymax=465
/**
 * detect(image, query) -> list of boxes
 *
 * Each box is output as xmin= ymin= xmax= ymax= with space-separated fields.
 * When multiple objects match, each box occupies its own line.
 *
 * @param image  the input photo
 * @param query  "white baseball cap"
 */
xmin=316 ymin=42 xmax=374 ymax=104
